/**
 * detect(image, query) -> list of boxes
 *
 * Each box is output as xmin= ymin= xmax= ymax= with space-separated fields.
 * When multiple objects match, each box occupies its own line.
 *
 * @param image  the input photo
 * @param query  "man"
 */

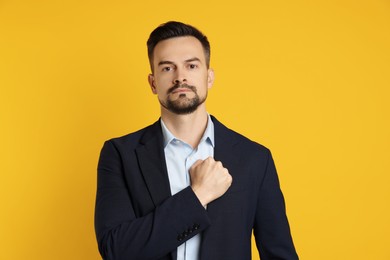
xmin=95 ymin=21 xmax=298 ymax=260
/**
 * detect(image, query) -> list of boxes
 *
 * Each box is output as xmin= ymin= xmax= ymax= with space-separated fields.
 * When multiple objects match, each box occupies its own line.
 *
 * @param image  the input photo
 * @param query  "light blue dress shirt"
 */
xmin=160 ymin=115 xmax=214 ymax=260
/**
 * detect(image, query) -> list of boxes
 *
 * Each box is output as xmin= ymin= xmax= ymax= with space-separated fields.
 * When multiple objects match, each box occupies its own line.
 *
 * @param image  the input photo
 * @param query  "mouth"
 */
xmin=172 ymin=88 xmax=193 ymax=94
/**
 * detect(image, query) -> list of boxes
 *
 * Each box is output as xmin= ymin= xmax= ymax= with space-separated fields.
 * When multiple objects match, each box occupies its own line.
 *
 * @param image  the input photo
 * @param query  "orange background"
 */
xmin=1 ymin=0 xmax=389 ymax=259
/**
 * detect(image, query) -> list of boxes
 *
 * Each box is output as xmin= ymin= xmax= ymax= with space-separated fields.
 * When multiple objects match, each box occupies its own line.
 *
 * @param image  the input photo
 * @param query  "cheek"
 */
xmin=155 ymin=76 xmax=172 ymax=88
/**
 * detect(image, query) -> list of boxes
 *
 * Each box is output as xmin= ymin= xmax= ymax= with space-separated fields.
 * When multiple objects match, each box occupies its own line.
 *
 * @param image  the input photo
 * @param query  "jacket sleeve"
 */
xmin=94 ymin=140 xmax=211 ymax=260
xmin=253 ymin=150 xmax=299 ymax=260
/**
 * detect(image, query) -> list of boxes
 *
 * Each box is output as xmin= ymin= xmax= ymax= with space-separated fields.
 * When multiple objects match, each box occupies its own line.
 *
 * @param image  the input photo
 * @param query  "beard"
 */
xmin=159 ymin=83 xmax=207 ymax=115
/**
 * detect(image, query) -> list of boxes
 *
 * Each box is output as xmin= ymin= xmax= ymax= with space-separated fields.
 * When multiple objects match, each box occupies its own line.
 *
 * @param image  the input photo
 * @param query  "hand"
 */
xmin=189 ymin=157 xmax=232 ymax=206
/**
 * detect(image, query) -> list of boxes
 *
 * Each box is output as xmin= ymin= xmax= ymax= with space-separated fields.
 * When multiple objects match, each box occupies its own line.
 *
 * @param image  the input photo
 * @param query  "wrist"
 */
xmin=191 ymin=186 xmax=210 ymax=206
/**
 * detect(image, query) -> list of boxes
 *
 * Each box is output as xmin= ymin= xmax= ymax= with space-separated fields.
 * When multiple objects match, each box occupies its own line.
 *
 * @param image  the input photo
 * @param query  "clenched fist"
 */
xmin=189 ymin=157 xmax=232 ymax=206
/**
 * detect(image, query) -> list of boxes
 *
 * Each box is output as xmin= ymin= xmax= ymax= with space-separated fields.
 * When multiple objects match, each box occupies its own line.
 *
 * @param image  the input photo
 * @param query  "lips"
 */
xmin=172 ymin=88 xmax=192 ymax=94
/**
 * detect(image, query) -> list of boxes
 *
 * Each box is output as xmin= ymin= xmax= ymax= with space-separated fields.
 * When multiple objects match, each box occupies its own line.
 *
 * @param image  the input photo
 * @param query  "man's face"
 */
xmin=148 ymin=36 xmax=214 ymax=115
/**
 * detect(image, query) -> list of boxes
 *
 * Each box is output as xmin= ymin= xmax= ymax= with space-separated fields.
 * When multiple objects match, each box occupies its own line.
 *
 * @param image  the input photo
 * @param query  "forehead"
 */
xmin=153 ymin=36 xmax=205 ymax=64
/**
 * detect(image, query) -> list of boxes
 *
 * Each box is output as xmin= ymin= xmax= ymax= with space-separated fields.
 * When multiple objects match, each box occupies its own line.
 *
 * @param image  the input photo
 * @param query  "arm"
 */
xmin=94 ymin=140 xmax=211 ymax=260
xmin=254 ymin=150 xmax=299 ymax=260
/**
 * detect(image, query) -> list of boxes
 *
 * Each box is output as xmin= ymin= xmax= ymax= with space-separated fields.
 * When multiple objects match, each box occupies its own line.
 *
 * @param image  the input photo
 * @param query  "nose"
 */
xmin=172 ymin=68 xmax=187 ymax=85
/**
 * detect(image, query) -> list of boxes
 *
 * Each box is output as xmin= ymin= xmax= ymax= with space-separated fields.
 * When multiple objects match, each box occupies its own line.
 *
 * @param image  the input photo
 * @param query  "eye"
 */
xmin=162 ymin=66 xmax=173 ymax=72
xmin=188 ymin=64 xmax=198 ymax=69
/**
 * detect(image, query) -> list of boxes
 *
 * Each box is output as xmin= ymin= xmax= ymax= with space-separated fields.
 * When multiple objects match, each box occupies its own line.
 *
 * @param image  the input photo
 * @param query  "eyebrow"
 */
xmin=157 ymin=57 xmax=202 ymax=67
xmin=158 ymin=61 xmax=175 ymax=66
xmin=185 ymin=57 xmax=201 ymax=63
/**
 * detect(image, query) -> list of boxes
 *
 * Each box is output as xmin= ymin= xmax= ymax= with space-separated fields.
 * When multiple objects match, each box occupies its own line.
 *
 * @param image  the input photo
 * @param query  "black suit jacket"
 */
xmin=95 ymin=116 xmax=298 ymax=260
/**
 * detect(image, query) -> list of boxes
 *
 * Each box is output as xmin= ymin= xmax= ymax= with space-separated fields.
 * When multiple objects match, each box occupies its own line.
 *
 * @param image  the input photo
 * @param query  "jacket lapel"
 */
xmin=135 ymin=120 xmax=172 ymax=207
xmin=211 ymin=116 xmax=240 ymax=178
xmin=200 ymin=116 xmax=241 ymax=257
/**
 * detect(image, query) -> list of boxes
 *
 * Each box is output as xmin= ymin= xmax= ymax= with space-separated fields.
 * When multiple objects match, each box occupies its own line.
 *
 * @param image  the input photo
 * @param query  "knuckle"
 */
xmin=226 ymin=174 xmax=232 ymax=182
xmin=208 ymin=157 xmax=216 ymax=162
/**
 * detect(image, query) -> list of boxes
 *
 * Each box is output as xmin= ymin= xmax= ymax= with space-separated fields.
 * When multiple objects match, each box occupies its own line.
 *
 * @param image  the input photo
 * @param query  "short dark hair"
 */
xmin=147 ymin=21 xmax=211 ymax=72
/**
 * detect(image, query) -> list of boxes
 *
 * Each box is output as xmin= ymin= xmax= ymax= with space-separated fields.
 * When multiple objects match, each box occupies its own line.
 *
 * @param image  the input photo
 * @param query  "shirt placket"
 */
xmin=184 ymin=147 xmax=200 ymax=260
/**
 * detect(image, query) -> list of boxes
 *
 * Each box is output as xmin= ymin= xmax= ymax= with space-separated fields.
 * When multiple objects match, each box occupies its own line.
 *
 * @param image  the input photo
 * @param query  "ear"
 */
xmin=207 ymin=68 xmax=215 ymax=89
xmin=148 ymin=74 xmax=157 ymax=94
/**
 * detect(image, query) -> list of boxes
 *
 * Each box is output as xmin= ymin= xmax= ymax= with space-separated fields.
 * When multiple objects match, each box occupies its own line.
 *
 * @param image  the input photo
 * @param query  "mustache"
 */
xmin=167 ymin=83 xmax=197 ymax=94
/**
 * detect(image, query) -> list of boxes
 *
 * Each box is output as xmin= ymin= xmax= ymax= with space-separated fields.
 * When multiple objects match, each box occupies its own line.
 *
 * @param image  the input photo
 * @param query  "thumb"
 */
xmin=190 ymin=159 xmax=203 ymax=172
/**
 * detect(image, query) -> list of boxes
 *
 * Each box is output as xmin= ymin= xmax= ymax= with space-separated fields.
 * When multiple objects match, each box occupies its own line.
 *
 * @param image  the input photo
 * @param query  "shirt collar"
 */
xmin=160 ymin=114 xmax=215 ymax=148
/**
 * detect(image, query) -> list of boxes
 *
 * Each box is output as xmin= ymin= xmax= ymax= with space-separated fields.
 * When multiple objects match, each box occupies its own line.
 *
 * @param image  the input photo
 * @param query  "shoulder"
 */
xmin=211 ymin=115 xmax=271 ymax=157
xmin=103 ymin=120 xmax=162 ymax=150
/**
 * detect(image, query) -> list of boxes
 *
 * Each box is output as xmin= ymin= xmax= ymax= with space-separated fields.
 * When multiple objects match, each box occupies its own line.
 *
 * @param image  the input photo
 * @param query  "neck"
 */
xmin=161 ymin=105 xmax=208 ymax=148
